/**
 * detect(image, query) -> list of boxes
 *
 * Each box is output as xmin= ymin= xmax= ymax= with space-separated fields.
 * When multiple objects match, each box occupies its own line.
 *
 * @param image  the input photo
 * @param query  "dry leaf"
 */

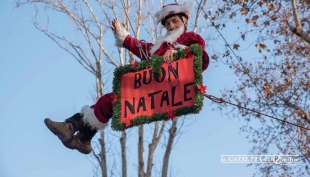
xmin=229 ymin=12 xmax=236 ymax=18
xmin=252 ymin=15 xmax=259 ymax=21
xmin=241 ymin=8 xmax=248 ymax=15
xmin=254 ymin=22 xmax=261 ymax=27
xmin=236 ymin=0 xmax=244 ymax=4
xmin=264 ymin=21 xmax=270 ymax=26
xmin=233 ymin=44 xmax=240 ymax=50
xmin=246 ymin=18 xmax=254 ymax=23
xmin=256 ymin=43 xmax=267 ymax=52
xmin=270 ymin=15 xmax=277 ymax=21
xmin=241 ymin=34 xmax=245 ymax=40
xmin=211 ymin=54 xmax=218 ymax=61
xmin=267 ymin=3 xmax=275 ymax=11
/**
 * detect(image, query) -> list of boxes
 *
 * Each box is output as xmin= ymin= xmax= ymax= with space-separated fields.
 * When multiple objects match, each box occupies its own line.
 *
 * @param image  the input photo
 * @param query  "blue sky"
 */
xmin=0 ymin=1 xmax=263 ymax=177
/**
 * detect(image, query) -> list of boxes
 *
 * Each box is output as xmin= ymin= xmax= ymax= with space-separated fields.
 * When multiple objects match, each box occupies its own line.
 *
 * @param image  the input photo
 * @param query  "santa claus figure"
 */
xmin=44 ymin=2 xmax=210 ymax=154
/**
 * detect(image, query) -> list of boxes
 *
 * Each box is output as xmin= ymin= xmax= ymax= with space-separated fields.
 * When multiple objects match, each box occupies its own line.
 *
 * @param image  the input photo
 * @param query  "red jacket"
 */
xmin=122 ymin=32 xmax=210 ymax=71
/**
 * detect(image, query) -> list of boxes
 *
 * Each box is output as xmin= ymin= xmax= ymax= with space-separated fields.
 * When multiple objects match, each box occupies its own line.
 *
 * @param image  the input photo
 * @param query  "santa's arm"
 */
xmin=202 ymin=51 xmax=210 ymax=71
xmin=123 ymin=36 xmax=153 ymax=60
xmin=184 ymin=32 xmax=210 ymax=71
xmin=114 ymin=27 xmax=152 ymax=60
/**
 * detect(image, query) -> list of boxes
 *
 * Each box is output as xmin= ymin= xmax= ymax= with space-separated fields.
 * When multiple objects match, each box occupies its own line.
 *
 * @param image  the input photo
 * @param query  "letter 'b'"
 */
xmin=134 ymin=73 xmax=141 ymax=89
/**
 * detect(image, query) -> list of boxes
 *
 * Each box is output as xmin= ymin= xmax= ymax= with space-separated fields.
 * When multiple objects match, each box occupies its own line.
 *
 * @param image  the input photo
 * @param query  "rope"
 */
xmin=119 ymin=0 xmax=150 ymax=60
xmin=119 ymin=0 xmax=137 ymax=39
xmin=204 ymin=94 xmax=310 ymax=131
xmin=138 ymin=40 xmax=151 ymax=60
xmin=167 ymin=62 xmax=180 ymax=87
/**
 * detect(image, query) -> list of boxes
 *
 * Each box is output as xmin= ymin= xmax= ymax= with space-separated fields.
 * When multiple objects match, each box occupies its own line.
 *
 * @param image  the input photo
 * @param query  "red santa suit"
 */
xmin=80 ymin=3 xmax=210 ymax=130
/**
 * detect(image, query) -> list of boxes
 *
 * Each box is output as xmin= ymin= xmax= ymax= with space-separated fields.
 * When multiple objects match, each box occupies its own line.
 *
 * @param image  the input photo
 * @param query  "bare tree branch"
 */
xmin=96 ymin=0 xmax=125 ymax=66
xmin=138 ymin=125 xmax=145 ymax=177
xmin=120 ymin=131 xmax=127 ymax=177
xmin=33 ymin=19 xmax=96 ymax=75
xmin=99 ymin=130 xmax=108 ymax=177
xmin=92 ymin=149 xmax=102 ymax=165
xmin=162 ymin=118 xmax=178 ymax=177
xmin=291 ymin=0 xmax=302 ymax=32
xmin=287 ymin=22 xmax=310 ymax=45
xmin=282 ymin=99 xmax=310 ymax=122
xmin=146 ymin=121 xmax=166 ymax=177
xmin=289 ymin=0 xmax=310 ymax=45
xmin=193 ymin=0 xmax=207 ymax=33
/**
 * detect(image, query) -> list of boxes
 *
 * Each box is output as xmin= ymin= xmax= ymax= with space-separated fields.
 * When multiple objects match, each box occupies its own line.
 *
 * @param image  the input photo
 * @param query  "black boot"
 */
xmin=62 ymin=126 xmax=97 ymax=154
xmin=44 ymin=113 xmax=84 ymax=142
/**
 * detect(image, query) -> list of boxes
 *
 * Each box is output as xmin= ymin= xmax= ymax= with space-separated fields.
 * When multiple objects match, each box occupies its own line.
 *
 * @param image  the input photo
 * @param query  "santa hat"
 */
xmin=155 ymin=2 xmax=192 ymax=25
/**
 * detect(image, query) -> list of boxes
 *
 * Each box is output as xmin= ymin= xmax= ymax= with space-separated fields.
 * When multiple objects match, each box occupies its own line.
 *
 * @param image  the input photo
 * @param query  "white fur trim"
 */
xmin=174 ymin=44 xmax=187 ymax=50
xmin=150 ymin=25 xmax=185 ymax=55
xmin=155 ymin=2 xmax=193 ymax=24
xmin=114 ymin=26 xmax=129 ymax=47
xmin=81 ymin=105 xmax=108 ymax=130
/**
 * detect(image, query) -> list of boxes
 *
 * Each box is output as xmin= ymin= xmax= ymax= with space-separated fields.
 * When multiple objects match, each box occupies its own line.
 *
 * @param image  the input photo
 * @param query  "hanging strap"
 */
xmin=137 ymin=40 xmax=150 ymax=60
xmin=167 ymin=62 xmax=179 ymax=87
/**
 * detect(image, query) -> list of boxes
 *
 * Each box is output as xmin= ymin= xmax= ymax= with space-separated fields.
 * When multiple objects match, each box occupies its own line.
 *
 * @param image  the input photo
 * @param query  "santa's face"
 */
xmin=164 ymin=15 xmax=188 ymax=32
xmin=150 ymin=20 xmax=186 ymax=55
xmin=150 ymin=15 xmax=188 ymax=55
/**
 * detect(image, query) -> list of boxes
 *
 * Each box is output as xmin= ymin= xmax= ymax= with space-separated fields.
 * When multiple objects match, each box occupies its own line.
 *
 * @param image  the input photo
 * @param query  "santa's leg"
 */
xmin=44 ymin=113 xmax=84 ymax=143
xmin=61 ymin=123 xmax=98 ymax=154
xmin=44 ymin=93 xmax=113 ymax=154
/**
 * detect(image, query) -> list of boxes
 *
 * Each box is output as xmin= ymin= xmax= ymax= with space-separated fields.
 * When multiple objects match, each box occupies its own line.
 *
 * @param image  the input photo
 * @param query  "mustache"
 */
xmin=166 ymin=26 xmax=184 ymax=35
xmin=167 ymin=29 xmax=177 ymax=34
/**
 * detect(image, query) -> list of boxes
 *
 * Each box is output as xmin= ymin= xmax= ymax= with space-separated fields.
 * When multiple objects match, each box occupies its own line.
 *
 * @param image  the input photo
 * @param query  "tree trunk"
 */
xmin=290 ymin=0 xmax=310 ymax=44
xmin=146 ymin=121 xmax=166 ymax=177
xmin=138 ymin=125 xmax=145 ymax=177
xmin=99 ymin=131 xmax=108 ymax=177
xmin=120 ymin=131 xmax=127 ymax=177
xmin=162 ymin=118 xmax=178 ymax=177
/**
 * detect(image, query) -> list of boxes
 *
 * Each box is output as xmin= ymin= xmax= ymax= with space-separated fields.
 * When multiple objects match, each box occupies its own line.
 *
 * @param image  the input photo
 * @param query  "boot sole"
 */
xmin=44 ymin=118 xmax=73 ymax=142
xmin=62 ymin=138 xmax=92 ymax=154
xmin=78 ymin=149 xmax=92 ymax=154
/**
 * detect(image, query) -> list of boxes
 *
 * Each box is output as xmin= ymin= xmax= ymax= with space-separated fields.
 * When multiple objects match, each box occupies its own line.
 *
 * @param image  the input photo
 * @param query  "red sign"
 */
xmin=120 ymin=55 xmax=196 ymax=125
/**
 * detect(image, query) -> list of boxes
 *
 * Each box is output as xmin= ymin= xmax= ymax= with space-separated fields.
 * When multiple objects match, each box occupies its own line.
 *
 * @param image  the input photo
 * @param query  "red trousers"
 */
xmin=91 ymin=92 xmax=114 ymax=124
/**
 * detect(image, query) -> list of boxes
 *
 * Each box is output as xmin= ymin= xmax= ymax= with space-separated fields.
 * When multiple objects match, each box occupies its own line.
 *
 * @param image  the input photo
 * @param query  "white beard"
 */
xmin=150 ymin=25 xmax=185 ymax=55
